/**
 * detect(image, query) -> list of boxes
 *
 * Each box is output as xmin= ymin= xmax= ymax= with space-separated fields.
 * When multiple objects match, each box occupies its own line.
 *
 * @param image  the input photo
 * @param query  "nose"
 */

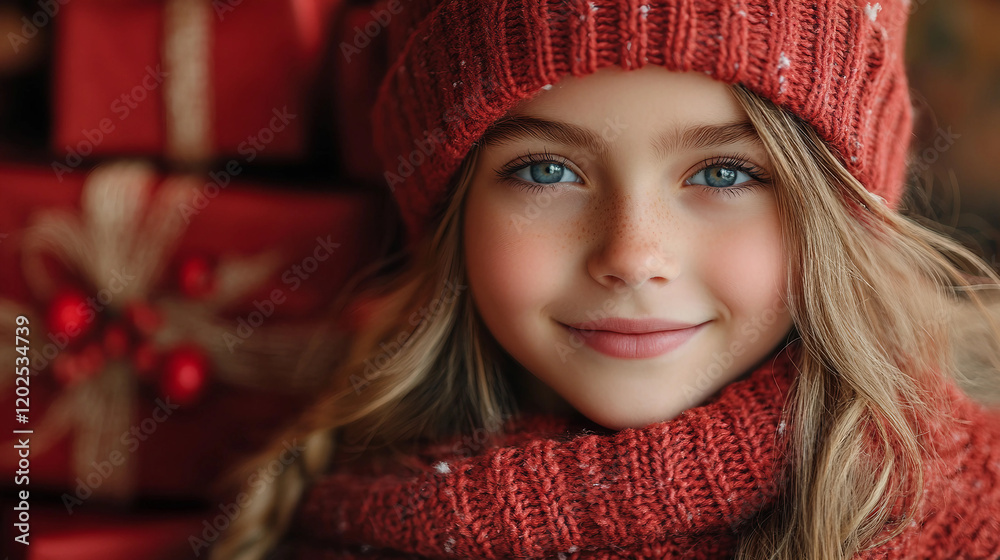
xmin=586 ymin=190 xmax=678 ymax=290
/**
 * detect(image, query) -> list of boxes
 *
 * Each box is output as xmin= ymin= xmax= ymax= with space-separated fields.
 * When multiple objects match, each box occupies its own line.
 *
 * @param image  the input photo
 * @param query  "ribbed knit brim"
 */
xmin=371 ymin=0 xmax=913 ymax=246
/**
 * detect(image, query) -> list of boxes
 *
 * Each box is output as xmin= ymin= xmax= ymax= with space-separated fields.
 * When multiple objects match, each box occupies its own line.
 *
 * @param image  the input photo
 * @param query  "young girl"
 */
xmin=211 ymin=0 xmax=1000 ymax=558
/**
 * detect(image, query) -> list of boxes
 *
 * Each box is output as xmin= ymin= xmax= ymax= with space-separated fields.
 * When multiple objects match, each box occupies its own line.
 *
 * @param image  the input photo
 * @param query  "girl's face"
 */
xmin=463 ymin=65 xmax=795 ymax=430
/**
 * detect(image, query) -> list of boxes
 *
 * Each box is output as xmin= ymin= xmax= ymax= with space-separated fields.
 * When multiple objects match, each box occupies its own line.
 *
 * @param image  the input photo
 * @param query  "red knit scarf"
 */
xmin=285 ymin=342 xmax=1000 ymax=559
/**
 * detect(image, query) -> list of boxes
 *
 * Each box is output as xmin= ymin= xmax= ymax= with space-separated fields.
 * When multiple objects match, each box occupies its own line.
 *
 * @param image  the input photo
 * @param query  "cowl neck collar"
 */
xmin=291 ymin=343 xmax=801 ymax=558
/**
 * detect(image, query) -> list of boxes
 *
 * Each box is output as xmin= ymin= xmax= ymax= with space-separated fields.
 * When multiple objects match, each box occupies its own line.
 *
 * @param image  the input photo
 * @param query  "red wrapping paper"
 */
xmin=53 ymin=0 xmax=342 ymax=164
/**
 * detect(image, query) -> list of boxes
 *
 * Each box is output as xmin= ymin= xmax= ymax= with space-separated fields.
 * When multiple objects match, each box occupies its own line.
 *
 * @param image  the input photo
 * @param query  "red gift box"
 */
xmin=53 ymin=0 xmax=343 ymax=166
xmin=0 ymin=160 xmax=394 ymax=502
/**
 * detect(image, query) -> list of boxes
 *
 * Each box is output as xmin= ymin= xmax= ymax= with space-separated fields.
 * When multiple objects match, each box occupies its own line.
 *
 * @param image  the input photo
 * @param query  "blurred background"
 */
xmin=0 ymin=0 xmax=996 ymax=558
xmin=906 ymin=0 xmax=1000 ymax=270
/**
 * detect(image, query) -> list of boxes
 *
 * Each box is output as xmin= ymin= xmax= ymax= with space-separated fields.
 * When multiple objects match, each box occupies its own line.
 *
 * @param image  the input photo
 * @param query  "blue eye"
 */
xmin=684 ymin=157 xmax=770 ymax=199
xmin=494 ymin=150 xmax=583 ymax=192
xmin=686 ymin=165 xmax=754 ymax=188
xmin=511 ymin=161 xmax=582 ymax=185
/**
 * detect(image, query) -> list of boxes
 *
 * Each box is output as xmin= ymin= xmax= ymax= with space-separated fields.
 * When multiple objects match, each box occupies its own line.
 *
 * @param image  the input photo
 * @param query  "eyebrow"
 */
xmin=476 ymin=114 xmax=764 ymax=161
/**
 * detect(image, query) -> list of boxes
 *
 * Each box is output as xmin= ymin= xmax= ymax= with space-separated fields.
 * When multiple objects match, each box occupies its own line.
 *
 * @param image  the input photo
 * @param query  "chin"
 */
xmin=577 ymin=403 xmax=685 ymax=432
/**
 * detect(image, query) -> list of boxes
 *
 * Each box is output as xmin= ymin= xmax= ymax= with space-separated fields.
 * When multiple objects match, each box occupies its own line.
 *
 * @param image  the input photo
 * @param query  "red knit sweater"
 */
xmin=284 ymin=345 xmax=1000 ymax=559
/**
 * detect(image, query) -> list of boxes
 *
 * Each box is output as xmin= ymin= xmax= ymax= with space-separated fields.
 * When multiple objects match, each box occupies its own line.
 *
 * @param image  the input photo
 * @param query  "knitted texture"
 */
xmin=286 ymin=344 xmax=1000 ymax=558
xmin=370 ymin=0 xmax=914 ymax=248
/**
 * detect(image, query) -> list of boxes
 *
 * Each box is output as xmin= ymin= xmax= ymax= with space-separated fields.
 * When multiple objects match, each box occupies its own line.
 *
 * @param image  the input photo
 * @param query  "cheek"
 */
xmin=464 ymin=184 xmax=566 ymax=322
xmin=702 ymin=211 xmax=786 ymax=312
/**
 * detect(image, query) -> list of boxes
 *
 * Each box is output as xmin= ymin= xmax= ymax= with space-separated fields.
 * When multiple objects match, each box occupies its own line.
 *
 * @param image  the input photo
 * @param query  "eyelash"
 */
xmin=493 ymin=150 xmax=771 ymax=199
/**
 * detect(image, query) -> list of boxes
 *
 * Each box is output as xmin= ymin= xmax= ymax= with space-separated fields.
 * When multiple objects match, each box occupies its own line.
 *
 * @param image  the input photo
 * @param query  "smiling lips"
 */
xmin=562 ymin=317 xmax=708 ymax=359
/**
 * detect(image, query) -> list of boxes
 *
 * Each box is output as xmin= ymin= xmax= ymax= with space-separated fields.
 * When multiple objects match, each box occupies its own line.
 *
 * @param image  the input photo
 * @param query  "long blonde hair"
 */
xmin=210 ymin=84 xmax=1000 ymax=560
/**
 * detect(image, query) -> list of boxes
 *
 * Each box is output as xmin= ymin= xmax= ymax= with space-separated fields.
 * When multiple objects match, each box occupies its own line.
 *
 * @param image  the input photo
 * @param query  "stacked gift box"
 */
xmin=0 ymin=0 xmax=402 ymax=557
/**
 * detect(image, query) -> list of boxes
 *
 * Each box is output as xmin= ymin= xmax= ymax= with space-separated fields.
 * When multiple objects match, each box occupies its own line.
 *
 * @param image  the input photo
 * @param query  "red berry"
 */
xmin=160 ymin=346 xmax=210 ymax=406
xmin=178 ymin=256 xmax=216 ymax=299
xmin=47 ymin=289 xmax=94 ymax=342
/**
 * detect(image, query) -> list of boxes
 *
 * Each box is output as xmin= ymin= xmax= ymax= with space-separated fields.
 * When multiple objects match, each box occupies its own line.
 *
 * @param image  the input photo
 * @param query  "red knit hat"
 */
xmin=370 ymin=0 xmax=913 ymax=247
